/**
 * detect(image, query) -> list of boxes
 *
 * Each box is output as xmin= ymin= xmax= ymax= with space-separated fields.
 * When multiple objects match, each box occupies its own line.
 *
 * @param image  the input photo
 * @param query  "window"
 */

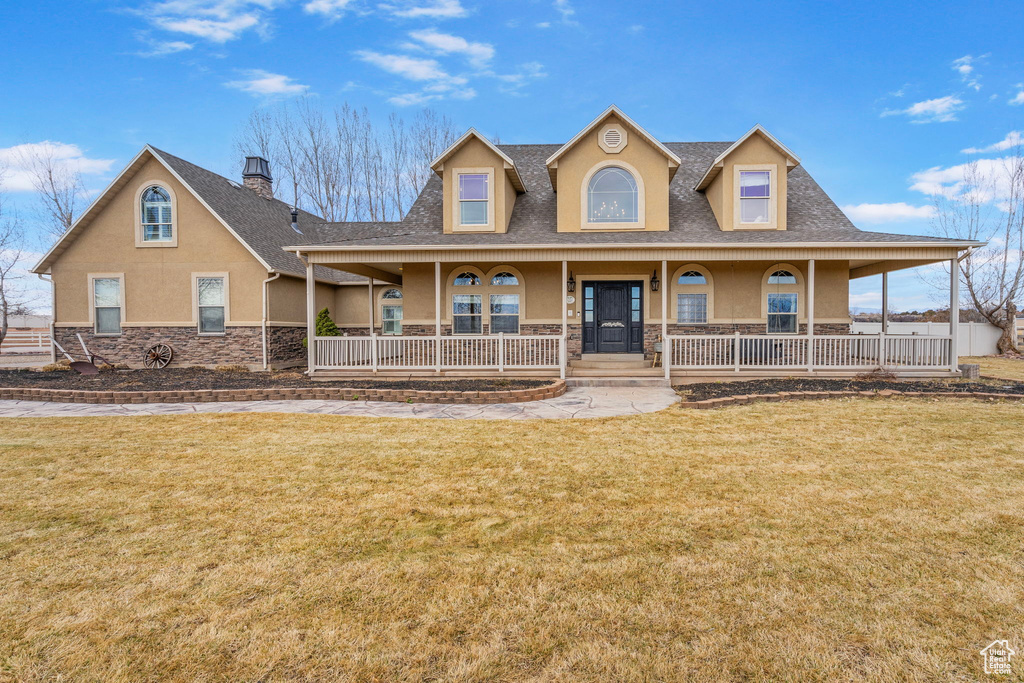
xmin=767 ymin=293 xmax=798 ymax=333
xmin=587 ymin=167 xmax=638 ymax=223
xmin=141 ymin=186 xmax=173 ymax=241
xmin=93 ymin=277 xmax=121 ymax=335
xmin=768 ymin=270 xmax=797 ymax=284
xmin=583 ymin=284 xmax=594 ymax=323
xmin=677 ymin=270 xmax=707 ymax=285
xmin=458 ymin=174 xmax=489 ymax=226
xmin=381 ymin=288 xmax=402 ymax=335
xmin=454 ymin=271 xmax=481 ymax=286
xmin=677 ymin=294 xmax=708 ymax=324
xmin=452 ymin=294 xmax=482 ymax=334
xmin=197 ymin=277 xmax=226 ymax=334
xmin=739 ymin=171 xmax=771 ymax=224
xmin=490 ymin=272 xmax=519 ymax=286
xmin=490 ymin=294 xmax=519 ymax=333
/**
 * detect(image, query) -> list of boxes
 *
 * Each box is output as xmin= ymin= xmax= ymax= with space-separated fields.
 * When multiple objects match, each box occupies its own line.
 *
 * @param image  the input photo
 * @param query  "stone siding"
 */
xmin=56 ymin=326 xmax=274 ymax=368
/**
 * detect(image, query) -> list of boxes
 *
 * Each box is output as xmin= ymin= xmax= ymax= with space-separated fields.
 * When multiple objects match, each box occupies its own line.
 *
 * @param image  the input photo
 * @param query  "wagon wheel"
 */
xmin=143 ymin=343 xmax=174 ymax=369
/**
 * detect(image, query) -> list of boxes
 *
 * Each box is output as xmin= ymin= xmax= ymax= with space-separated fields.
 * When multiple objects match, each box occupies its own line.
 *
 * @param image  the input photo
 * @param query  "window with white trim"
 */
xmin=141 ymin=185 xmax=173 ymax=241
xmin=197 ymin=277 xmax=226 ymax=334
xmin=489 ymin=294 xmax=519 ymax=333
xmin=739 ymin=171 xmax=771 ymax=224
xmin=93 ymin=278 xmax=121 ymax=335
xmin=767 ymin=293 xmax=798 ymax=333
xmin=458 ymin=174 xmax=489 ymax=226
xmin=381 ymin=288 xmax=403 ymax=335
xmin=587 ymin=167 xmax=638 ymax=223
xmin=452 ymin=271 xmax=482 ymax=334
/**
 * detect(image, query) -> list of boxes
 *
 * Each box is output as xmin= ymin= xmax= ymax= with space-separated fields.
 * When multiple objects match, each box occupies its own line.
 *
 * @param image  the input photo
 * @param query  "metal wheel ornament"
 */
xmin=143 ymin=343 xmax=174 ymax=369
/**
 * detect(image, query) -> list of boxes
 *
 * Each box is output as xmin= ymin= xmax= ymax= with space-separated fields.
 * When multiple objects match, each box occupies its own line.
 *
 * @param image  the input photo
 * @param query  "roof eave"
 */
xmin=285 ymin=239 xmax=985 ymax=252
xmin=544 ymin=105 xmax=683 ymax=168
xmin=693 ymin=124 xmax=801 ymax=192
xmin=429 ymin=127 xmax=527 ymax=193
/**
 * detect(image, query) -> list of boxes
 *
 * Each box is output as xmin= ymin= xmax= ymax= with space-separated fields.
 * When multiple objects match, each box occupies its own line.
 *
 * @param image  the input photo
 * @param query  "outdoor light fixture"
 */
xmin=650 ymin=270 xmax=660 ymax=292
xmin=567 ymin=271 xmax=576 ymax=293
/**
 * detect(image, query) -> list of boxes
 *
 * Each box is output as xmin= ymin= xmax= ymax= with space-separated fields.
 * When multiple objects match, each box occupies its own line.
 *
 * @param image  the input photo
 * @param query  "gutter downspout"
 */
xmin=261 ymin=271 xmax=281 ymax=370
xmin=37 ymin=273 xmax=56 ymax=363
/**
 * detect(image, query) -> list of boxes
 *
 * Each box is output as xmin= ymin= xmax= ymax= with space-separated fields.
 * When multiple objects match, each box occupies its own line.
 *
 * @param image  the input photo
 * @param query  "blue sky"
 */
xmin=2 ymin=0 xmax=1023 ymax=312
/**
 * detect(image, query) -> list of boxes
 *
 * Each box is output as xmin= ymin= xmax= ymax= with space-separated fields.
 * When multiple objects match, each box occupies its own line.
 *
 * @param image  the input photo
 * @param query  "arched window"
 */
xmin=768 ymin=270 xmax=797 ymax=284
xmin=141 ymin=186 xmax=173 ymax=242
xmin=454 ymin=272 xmax=481 ymax=286
xmin=490 ymin=272 xmax=519 ymax=286
xmin=674 ymin=265 xmax=713 ymax=324
xmin=677 ymin=271 xmax=707 ymax=285
xmin=381 ymin=288 xmax=402 ymax=335
xmin=587 ymin=167 xmax=638 ymax=223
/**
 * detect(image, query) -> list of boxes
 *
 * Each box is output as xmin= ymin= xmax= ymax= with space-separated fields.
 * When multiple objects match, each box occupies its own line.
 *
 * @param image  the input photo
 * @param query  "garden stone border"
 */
xmin=679 ymin=389 xmax=1024 ymax=409
xmin=0 ymin=380 xmax=566 ymax=405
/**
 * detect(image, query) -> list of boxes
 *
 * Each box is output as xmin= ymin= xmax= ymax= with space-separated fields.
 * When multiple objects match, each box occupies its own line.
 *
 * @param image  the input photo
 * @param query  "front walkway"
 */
xmin=0 ymin=386 xmax=679 ymax=420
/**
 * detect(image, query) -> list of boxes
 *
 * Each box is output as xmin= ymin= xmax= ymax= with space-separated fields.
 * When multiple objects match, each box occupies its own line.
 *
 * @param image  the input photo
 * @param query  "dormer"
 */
xmin=430 ymin=129 xmax=526 ymax=234
xmin=694 ymin=125 xmax=800 ymax=231
xmin=545 ymin=106 xmax=680 ymax=233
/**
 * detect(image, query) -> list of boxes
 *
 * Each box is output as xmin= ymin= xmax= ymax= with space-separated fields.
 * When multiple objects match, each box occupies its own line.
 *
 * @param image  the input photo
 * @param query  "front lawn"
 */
xmin=963 ymin=355 xmax=1024 ymax=382
xmin=1 ymin=400 xmax=1022 ymax=681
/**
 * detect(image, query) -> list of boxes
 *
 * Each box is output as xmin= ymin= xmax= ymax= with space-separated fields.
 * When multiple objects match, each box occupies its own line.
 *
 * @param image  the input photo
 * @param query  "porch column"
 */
xmin=881 ymin=272 xmax=889 ymax=334
xmin=435 ymin=261 xmax=442 ymax=373
xmin=560 ymin=260 xmax=567 ymax=380
xmin=661 ymin=260 xmax=669 ymax=380
xmin=305 ymin=257 xmax=315 ymax=374
xmin=806 ymin=259 xmax=815 ymax=372
xmin=950 ymin=258 xmax=960 ymax=372
xmin=367 ymin=279 xmax=374 ymax=333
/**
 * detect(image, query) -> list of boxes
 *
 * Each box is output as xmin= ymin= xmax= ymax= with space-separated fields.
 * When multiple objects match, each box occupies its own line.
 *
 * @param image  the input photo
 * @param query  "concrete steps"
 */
xmin=567 ymin=366 xmax=664 ymax=377
xmin=566 ymin=377 xmax=672 ymax=387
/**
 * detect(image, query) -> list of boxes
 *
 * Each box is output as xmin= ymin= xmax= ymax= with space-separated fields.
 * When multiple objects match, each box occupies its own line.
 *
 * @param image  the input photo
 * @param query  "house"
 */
xmin=33 ymin=106 xmax=981 ymax=379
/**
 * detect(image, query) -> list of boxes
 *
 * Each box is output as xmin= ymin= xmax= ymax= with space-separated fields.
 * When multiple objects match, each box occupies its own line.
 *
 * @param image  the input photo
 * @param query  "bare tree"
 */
xmin=0 ymin=177 xmax=29 ymax=353
xmin=19 ymin=145 xmax=83 ymax=240
xmin=929 ymin=154 xmax=1024 ymax=353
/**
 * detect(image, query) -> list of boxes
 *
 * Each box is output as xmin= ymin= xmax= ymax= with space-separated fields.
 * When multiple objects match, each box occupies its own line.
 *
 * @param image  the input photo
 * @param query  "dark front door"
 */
xmin=582 ymin=281 xmax=644 ymax=354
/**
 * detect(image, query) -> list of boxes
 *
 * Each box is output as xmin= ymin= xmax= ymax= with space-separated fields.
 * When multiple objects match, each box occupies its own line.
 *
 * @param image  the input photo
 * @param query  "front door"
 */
xmin=582 ymin=281 xmax=644 ymax=354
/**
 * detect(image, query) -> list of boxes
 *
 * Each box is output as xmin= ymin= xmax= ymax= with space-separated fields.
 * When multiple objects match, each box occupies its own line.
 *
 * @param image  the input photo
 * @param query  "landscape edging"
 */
xmin=0 ymin=380 xmax=566 ymax=405
xmin=678 ymin=389 xmax=1024 ymax=409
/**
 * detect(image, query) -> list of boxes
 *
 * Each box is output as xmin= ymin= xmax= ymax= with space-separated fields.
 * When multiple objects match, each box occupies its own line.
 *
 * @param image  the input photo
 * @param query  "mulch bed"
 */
xmin=0 ymin=368 xmax=548 ymax=392
xmin=678 ymin=378 xmax=1024 ymax=401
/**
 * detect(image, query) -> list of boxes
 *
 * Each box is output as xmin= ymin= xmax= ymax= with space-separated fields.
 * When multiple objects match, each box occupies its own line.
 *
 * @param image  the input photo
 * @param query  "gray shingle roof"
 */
xmin=151 ymin=147 xmax=365 ymax=282
xmin=309 ymin=142 xmax=970 ymax=248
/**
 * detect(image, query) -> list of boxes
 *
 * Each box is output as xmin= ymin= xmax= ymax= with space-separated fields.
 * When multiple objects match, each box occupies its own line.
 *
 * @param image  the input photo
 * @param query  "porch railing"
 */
xmin=667 ymin=332 xmax=953 ymax=371
xmin=314 ymin=334 xmax=564 ymax=373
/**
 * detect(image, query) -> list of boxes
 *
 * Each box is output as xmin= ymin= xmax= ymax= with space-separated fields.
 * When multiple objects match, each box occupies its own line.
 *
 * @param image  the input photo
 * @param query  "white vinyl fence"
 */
xmin=850 ymin=322 xmax=1002 ymax=356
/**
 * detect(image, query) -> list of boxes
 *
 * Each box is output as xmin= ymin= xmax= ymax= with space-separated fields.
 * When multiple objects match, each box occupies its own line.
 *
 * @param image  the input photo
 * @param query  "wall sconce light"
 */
xmin=650 ymin=270 xmax=660 ymax=292
xmin=566 ymin=271 xmax=576 ymax=293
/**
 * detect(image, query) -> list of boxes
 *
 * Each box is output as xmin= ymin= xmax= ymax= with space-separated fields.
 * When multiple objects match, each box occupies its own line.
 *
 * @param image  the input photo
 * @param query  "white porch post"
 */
xmin=305 ymin=257 xmax=316 ymax=374
xmin=881 ymin=271 xmax=889 ymax=334
xmin=950 ymin=258 xmax=960 ymax=372
xmin=435 ymin=261 xmax=442 ymax=373
xmin=560 ymin=260 xmax=567 ymax=380
xmin=367 ymin=279 xmax=374 ymax=333
xmin=661 ymin=260 xmax=669 ymax=380
xmin=806 ymin=259 xmax=815 ymax=372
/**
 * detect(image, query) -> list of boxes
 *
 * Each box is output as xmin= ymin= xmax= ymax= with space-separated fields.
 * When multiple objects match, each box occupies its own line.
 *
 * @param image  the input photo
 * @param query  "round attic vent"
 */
xmin=603 ymin=128 xmax=622 ymax=147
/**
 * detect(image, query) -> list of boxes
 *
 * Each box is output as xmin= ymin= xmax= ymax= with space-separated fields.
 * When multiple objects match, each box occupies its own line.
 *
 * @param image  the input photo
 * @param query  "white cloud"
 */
xmin=910 ymin=157 xmax=1022 ymax=202
xmin=961 ymin=131 xmax=1023 ymax=154
xmin=882 ymin=95 xmax=965 ymax=123
xmin=303 ymin=0 xmax=354 ymax=19
xmin=535 ymin=21 xmax=550 ymax=28
xmin=407 ymin=30 xmax=493 ymax=67
xmin=628 ymin=24 xmax=644 ymax=34
xmin=1009 ymin=91 xmax=1024 ymax=106
xmin=225 ymin=69 xmax=310 ymax=96
xmin=553 ymin=0 xmax=575 ymax=23
xmin=136 ymin=39 xmax=194 ymax=56
xmin=355 ymin=51 xmax=460 ymax=82
xmin=0 ymin=142 xmax=116 ymax=193
xmin=137 ymin=0 xmax=281 ymax=43
xmin=379 ymin=0 xmax=467 ymax=18
xmin=841 ymin=202 xmax=936 ymax=224
xmin=952 ymin=54 xmax=984 ymax=91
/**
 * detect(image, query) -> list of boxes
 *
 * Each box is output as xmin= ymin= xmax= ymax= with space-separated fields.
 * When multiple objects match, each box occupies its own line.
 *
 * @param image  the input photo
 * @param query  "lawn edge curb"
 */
xmin=0 ymin=380 xmax=566 ymax=406
xmin=677 ymin=389 xmax=1024 ymax=409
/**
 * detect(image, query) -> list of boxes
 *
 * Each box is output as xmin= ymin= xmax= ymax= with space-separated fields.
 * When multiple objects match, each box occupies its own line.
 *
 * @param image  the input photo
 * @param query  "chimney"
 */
xmin=242 ymin=156 xmax=273 ymax=200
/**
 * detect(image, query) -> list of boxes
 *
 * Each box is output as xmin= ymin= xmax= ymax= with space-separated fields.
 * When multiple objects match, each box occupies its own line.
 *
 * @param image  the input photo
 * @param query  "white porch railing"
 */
xmin=667 ymin=333 xmax=954 ymax=371
xmin=314 ymin=334 xmax=564 ymax=372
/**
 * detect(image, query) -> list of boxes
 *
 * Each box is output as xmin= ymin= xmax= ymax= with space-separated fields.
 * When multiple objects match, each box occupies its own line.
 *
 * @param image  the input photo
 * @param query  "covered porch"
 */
xmin=292 ymin=244 xmax=965 ymax=380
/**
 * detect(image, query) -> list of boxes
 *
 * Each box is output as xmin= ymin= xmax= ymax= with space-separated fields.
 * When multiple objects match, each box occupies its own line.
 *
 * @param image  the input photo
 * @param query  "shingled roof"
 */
xmin=308 ymin=142 xmax=972 ymax=248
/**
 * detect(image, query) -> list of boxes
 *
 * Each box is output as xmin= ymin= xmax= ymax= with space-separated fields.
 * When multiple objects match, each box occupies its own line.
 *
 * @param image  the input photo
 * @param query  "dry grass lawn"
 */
xmin=1 ymin=399 xmax=1023 ymax=681
xmin=964 ymin=354 xmax=1024 ymax=382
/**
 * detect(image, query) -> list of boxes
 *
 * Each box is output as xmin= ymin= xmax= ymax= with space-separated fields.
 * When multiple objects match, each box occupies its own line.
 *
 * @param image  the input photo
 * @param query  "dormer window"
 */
xmin=739 ymin=171 xmax=771 ymax=224
xmin=141 ymin=186 xmax=173 ymax=241
xmin=587 ymin=167 xmax=638 ymax=223
xmin=458 ymin=173 xmax=489 ymax=226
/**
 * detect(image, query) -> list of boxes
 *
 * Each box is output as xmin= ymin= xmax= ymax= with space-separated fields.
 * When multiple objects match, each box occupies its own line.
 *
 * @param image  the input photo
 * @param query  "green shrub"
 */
xmin=302 ymin=308 xmax=342 ymax=348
